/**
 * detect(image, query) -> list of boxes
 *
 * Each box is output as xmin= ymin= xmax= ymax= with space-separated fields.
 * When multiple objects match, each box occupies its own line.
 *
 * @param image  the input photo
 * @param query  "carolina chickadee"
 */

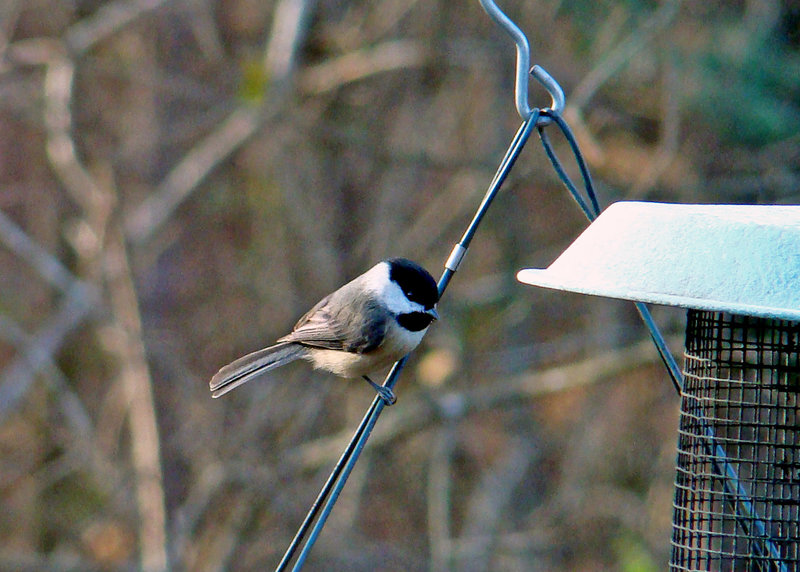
xmin=209 ymin=258 xmax=439 ymax=404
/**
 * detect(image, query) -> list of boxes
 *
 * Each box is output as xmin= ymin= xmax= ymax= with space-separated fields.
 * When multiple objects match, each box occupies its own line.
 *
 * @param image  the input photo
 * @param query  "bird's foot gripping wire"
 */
xmin=363 ymin=376 xmax=396 ymax=405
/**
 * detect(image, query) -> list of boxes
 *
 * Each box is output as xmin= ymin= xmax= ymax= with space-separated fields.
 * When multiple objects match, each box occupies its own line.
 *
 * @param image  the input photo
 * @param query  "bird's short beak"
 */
xmin=427 ymin=307 xmax=439 ymax=321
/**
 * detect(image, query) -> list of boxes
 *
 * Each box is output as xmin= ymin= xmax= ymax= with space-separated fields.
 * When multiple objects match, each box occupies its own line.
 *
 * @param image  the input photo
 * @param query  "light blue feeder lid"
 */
xmin=517 ymin=201 xmax=800 ymax=320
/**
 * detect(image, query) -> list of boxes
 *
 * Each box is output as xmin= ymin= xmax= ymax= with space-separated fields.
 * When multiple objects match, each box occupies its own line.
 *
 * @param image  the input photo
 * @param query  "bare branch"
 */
xmin=43 ymin=53 xmax=108 ymax=213
xmin=632 ymin=56 xmax=682 ymax=196
xmin=64 ymin=0 xmax=169 ymax=56
xmin=458 ymin=438 xmax=537 ymax=570
xmin=76 ymin=162 xmax=170 ymax=570
xmin=0 ymin=314 xmax=93 ymax=436
xmin=125 ymin=0 xmax=318 ymax=245
xmin=0 ymin=207 xmax=89 ymax=293
xmin=104 ymin=220 xmax=169 ymax=572
xmin=264 ymin=0 xmax=315 ymax=83
xmin=0 ymin=285 xmax=94 ymax=421
xmin=125 ymin=35 xmax=430 ymax=246
xmin=569 ymin=0 xmax=680 ymax=111
xmin=297 ymin=40 xmax=430 ymax=95
xmin=287 ymin=339 xmax=676 ymax=471
xmin=124 ymin=105 xmax=264 ymax=244
xmin=427 ymin=427 xmax=457 ymax=571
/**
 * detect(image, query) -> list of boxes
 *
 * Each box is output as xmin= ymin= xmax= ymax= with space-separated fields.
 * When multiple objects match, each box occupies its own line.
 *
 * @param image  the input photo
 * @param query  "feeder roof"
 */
xmin=517 ymin=201 xmax=800 ymax=320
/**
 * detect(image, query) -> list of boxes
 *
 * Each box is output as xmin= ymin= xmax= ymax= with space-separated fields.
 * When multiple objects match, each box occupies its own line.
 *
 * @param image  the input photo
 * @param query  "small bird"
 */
xmin=209 ymin=258 xmax=439 ymax=404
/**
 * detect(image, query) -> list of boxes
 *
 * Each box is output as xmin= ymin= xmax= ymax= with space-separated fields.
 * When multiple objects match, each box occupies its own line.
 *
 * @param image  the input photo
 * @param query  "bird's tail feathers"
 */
xmin=210 ymin=342 xmax=305 ymax=398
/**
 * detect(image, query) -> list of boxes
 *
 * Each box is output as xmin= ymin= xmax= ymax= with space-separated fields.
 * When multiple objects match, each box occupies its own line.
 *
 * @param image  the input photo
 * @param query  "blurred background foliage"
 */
xmin=0 ymin=0 xmax=798 ymax=570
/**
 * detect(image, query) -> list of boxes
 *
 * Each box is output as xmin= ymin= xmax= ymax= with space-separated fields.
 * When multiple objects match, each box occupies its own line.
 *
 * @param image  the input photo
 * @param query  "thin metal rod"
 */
xmin=443 ymin=110 xmax=539 ymax=279
xmin=537 ymin=128 xmax=594 ymax=219
xmin=290 ymin=370 xmax=397 ymax=570
xmin=634 ymin=302 xmax=682 ymax=394
xmin=275 ymin=399 xmax=378 ymax=570
xmin=280 ymin=113 xmax=539 ymax=570
xmin=704 ymin=427 xmax=786 ymax=569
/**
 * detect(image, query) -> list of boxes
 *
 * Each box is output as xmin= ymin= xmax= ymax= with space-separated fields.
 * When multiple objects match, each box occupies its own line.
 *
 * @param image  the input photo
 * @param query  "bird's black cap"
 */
xmin=386 ymin=258 xmax=439 ymax=310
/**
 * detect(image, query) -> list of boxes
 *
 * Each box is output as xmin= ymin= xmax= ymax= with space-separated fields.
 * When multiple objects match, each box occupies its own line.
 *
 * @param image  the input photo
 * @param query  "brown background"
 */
xmin=1 ymin=0 xmax=798 ymax=570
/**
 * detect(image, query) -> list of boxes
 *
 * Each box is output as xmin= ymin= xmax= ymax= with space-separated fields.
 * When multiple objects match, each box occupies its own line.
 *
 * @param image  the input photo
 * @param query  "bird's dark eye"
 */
xmin=387 ymin=258 xmax=439 ymax=309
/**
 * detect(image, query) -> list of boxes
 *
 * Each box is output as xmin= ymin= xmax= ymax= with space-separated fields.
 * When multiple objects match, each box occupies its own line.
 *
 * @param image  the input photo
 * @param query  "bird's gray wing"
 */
xmin=278 ymin=293 xmax=385 ymax=354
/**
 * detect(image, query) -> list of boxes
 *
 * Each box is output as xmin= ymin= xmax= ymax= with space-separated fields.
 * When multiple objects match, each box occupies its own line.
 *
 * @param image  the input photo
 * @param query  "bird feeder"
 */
xmin=517 ymin=201 xmax=800 ymax=570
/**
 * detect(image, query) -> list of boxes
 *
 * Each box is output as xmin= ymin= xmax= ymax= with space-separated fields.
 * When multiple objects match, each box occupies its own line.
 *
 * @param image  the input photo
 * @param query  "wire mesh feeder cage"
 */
xmin=672 ymin=310 xmax=799 ymax=570
xmin=517 ymin=201 xmax=800 ymax=571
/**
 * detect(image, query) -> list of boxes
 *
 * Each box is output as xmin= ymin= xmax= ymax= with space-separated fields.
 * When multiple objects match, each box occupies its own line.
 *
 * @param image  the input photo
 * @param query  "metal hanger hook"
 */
xmin=531 ymin=64 xmax=565 ymax=124
xmin=479 ymin=0 xmax=565 ymax=121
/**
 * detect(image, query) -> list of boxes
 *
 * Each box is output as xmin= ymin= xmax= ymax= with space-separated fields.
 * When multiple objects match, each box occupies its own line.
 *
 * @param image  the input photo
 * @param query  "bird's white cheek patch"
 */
xmin=382 ymin=280 xmax=425 ymax=315
xmin=362 ymin=262 xmax=424 ymax=316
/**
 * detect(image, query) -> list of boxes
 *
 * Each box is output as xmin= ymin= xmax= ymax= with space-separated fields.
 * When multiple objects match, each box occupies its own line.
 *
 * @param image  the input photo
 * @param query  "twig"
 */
xmin=104 ymin=219 xmax=169 ymax=572
xmin=394 ymin=170 xmax=490 ymax=257
xmin=632 ymin=55 xmax=681 ymax=196
xmin=171 ymin=463 xmax=226 ymax=565
xmin=64 ymin=0 xmax=169 ymax=56
xmin=124 ymin=35 xmax=431 ymax=247
xmin=297 ymin=39 xmax=430 ymax=95
xmin=0 ymin=315 xmax=93 ymax=437
xmin=286 ymin=338 xmax=674 ymax=471
xmin=126 ymin=0 xmax=317 ymax=245
xmin=264 ymin=0 xmax=315 ymax=84
xmin=43 ymin=53 xmax=110 ymax=215
xmin=459 ymin=438 xmax=537 ymax=571
xmin=125 ymin=20 xmax=432 ymax=251
xmin=124 ymin=105 xmax=265 ymax=244
xmin=0 ymin=207 xmax=90 ymax=294
xmin=186 ymin=491 xmax=256 ymax=572
xmin=569 ymin=0 xmax=681 ymax=111
xmin=427 ymin=426 xmax=457 ymax=572
xmin=559 ymin=2 xmax=681 ymax=167
xmin=0 ymin=285 xmax=94 ymax=420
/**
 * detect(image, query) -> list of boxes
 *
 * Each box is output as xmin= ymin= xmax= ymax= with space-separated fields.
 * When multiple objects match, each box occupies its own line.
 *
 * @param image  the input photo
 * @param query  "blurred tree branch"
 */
xmin=126 ymin=36 xmax=432 ymax=246
xmin=104 ymin=218 xmax=169 ymax=572
xmin=427 ymin=425 xmax=457 ymax=571
xmin=297 ymin=39 xmax=430 ymax=95
xmin=35 ymin=9 xmax=169 ymax=569
xmin=0 ymin=285 xmax=94 ymax=420
xmin=64 ymin=0 xmax=170 ymax=56
xmin=2 ymin=0 xmax=795 ymax=568
xmin=124 ymin=105 xmax=265 ymax=245
xmin=565 ymin=0 xmax=681 ymax=166
xmin=286 ymin=338 xmax=675 ymax=471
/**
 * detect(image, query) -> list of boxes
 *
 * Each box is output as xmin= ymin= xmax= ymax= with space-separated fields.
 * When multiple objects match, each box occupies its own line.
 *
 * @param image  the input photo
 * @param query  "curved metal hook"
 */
xmin=479 ymin=1 xmax=566 ymax=122
xmin=532 ymin=65 xmax=565 ymax=116
xmin=479 ymin=0 xmax=531 ymax=119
